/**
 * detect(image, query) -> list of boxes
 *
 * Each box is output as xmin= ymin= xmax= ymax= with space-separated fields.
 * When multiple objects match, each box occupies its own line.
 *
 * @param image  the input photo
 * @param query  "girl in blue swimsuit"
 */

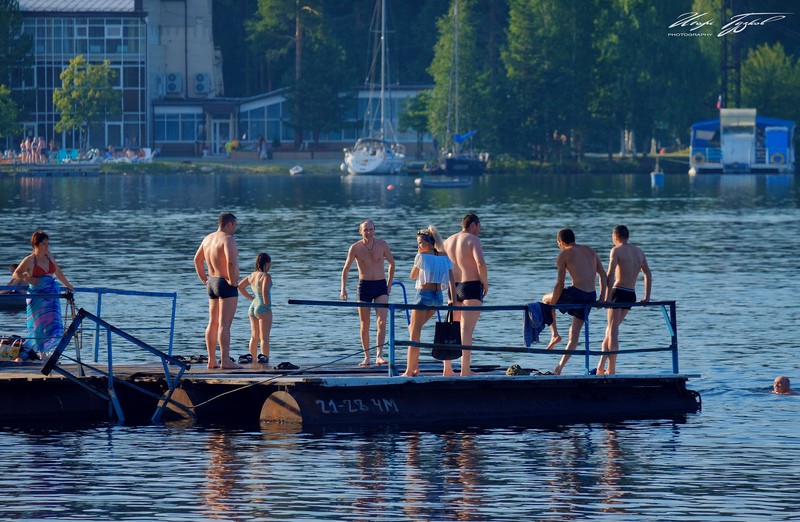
xmin=237 ymin=252 xmax=273 ymax=364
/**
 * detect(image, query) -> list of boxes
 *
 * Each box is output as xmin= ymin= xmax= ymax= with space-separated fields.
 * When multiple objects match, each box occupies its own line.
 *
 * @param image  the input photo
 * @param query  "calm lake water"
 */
xmin=0 ymin=169 xmax=798 ymax=520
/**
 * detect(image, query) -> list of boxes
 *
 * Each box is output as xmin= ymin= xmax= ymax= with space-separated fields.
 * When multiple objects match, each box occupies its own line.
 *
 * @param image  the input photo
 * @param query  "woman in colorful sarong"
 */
xmin=13 ymin=231 xmax=74 ymax=360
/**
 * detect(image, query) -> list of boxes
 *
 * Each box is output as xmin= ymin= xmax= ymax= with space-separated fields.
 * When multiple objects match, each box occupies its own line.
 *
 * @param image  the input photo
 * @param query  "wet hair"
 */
xmin=418 ymin=225 xmax=445 ymax=253
xmin=255 ymin=252 xmax=271 ymax=272
xmin=31 ymin=230 xmax=49 ymax=248
xmin=462 ymin=213 xmax=480 ymax=230
xmin=359 ymin=220 xmax=374 ymax=232
xmin=218 ymin=212 xmax=237 ymax=228
xmin=557 ymin=228 xmax=575 ymax=244
xmin=613 ymin=225 xmax=630 ymax=240
xmin=9 ymin=263 xmax=18 ymax=271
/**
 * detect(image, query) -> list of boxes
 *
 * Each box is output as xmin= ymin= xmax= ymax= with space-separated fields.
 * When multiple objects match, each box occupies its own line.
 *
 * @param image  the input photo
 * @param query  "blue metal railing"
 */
xmin=41 ymin=308 xmax=189 ymax=424
xmin=0 ymin=286 xmax=178 ymax=363
xmin=287 ymin=298 xmax=679 ymax=377
xmin=74 ymin=287 xmax=178 ymax=361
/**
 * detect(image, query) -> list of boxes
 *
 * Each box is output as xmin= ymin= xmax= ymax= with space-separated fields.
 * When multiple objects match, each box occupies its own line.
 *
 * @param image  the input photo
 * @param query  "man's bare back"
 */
xmin=608 ymin=243 xmax=649 ymax=292
xmin=560 ymin=243 xmax=602 ymax=293
xmin=444 ymin=231 xmax=485 ymax=284
xmin=200 ymin=230 xmax=238 ymax=285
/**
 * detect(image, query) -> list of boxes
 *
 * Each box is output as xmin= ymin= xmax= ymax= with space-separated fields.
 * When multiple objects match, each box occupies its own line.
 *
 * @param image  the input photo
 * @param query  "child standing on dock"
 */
xmin=403 ymin=226 xmax=455 ymax=377
xmin=238 ymin=253 xmax=273 ymax=365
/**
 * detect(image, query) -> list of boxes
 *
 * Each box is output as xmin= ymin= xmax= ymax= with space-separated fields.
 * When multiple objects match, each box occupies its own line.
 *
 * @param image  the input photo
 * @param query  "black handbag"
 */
xmin=432 ymin=310 xmax=462 ymax=361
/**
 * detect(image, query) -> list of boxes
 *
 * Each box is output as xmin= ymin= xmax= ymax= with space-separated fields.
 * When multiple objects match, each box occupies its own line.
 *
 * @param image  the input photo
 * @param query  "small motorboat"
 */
xmin=414 ymin=176 xmax=472 ymax=189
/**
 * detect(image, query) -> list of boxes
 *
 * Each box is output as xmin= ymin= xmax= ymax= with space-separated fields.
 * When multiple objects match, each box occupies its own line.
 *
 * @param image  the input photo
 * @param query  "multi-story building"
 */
xmin=13 ymin=0 xmax=427 ymax=157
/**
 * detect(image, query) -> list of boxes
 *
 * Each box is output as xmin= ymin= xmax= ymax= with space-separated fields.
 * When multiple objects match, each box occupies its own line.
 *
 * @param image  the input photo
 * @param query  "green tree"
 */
xmin=248 ymin=0 xmax=326 ymax=148
xmin=399 ymin=90 xmax=431 ymax=158
xmin=741 ymin=43 xmax=800 ymax=123
xmin=0 ymin=84 xmax=19 ymax=139
xmin=428 ymin=0 xmax=490 ymax=154
xmin=503 ymin=0 xmax=595 ymax=158
xmin=53 ymin=55 xmax=121 ymax=151
xmin=0 ymin=0 xmax=31 ymax=85
xmin=283 ymin=24 xmax=350 ymax=144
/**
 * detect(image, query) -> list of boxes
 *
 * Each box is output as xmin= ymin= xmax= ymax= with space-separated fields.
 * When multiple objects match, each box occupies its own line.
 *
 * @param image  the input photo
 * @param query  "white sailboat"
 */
xmin=343 ymin=0 xmax=405 ymax=175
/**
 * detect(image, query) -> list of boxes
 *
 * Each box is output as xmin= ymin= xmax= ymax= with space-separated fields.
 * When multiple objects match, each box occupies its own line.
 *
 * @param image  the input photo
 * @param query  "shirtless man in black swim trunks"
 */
xmin=597 ymin=225 xmax=651 ymax=375
xmin=341 ymin=220 xmax=395 ymax=367
xmin=443 ymin=213 xmax=488 ymax=376
xmin=194 ymin=212 xmax=242 ymax=370
xmin=543 ymin=228 xmax=607 ymax=375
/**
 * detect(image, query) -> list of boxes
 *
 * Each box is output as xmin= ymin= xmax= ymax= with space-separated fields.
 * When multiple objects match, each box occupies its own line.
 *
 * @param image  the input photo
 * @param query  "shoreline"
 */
xmin=1 ymin=152 xmax=693 ymax=177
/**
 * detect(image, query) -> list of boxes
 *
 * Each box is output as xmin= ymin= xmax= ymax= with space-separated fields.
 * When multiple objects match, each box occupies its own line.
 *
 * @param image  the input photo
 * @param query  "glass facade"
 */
xmin=239 ymin=100 xmax=293 ymax=144
xmin=18 ymin=16 xmax=147 ymax=151
xmin=153 ymin=110 xmax=204 ymax=143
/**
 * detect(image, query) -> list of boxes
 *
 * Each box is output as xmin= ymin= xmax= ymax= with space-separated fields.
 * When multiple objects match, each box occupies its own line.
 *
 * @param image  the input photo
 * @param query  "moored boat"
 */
xmin=436 ymin=0 xmax=487 ymax=176
xmin=689 ymin=108 xmax=796 ymax=175
xmin=414 ymin=176 xmax=472 ymax=188
xmin=343 ymin=0 xmax=405 ymax=175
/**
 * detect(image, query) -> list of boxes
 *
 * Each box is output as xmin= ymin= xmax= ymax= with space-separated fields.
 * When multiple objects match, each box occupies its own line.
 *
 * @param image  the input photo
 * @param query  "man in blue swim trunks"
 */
xmin=543 ymin=228 xmax=607 ymax=375
xmin=341 ymin=220 xmax=395 ymax=367
xmin=194 ymin=212 xmax=242 ymax=370
xmin=597 ymin=225 xmax=651 ymax=375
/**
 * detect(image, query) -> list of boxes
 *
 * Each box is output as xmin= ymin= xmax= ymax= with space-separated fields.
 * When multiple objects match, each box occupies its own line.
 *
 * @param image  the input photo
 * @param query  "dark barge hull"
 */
xmin=260 ymin=374 xmax=701 ymax=429
xmin=1 ymin=363 xmax=701 ymax=429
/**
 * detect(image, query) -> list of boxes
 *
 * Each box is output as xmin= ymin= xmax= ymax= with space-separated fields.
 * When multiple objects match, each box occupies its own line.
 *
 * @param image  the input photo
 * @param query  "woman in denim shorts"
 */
xmin=402 ymin=225 xmax=455 ymax=377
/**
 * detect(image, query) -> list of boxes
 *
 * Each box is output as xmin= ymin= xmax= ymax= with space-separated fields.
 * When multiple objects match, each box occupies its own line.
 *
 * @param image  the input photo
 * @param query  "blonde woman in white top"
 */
xmin=402 ymin=225 xmax=455 ymax=377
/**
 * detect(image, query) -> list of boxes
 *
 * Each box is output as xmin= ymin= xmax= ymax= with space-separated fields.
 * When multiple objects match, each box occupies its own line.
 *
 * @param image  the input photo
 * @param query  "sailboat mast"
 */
xmin=380 ymin=0 xmax=386 ymax=139
xmin=453 ymin=0 xmax=459 ymax=138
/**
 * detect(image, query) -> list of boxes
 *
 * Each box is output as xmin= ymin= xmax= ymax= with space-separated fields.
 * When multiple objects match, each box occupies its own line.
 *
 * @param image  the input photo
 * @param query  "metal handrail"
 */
xmin=288 ymin=299 xmax=679 ymax=376
xmin=41 ymin=308 xmax=190 ymax=424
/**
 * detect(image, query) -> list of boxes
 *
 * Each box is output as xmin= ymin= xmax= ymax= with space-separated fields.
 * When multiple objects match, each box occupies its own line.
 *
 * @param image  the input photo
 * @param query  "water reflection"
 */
xmin=203 ymin=431 xmax=239 ymax=520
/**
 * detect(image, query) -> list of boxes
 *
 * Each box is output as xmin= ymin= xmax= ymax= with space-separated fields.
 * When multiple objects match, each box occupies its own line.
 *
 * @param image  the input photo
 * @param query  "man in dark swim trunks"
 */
xmin=194 ymin=212 xmax=242 ymax=370
xmin=341 ymin=220 xmax=395 ymax=367
xmin=443 ymin=213 xmax=488 ymax=376
xmin=543 ymin=228 xmax=607 ymax=375
xmin=597 ymin=225 xmax=651 ymax=375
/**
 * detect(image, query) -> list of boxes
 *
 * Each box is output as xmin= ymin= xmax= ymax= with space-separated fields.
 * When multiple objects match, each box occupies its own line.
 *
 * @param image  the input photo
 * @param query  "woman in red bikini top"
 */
xmin=13 ymin=230 xmax=74 ymax=291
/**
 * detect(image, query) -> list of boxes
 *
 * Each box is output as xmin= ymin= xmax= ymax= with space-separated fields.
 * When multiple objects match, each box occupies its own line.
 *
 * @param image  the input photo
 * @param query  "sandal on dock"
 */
xmin=238 ymin=354 xmax=253 ymax=364
xmin=257 ymin=354 xmax=269 ymax=364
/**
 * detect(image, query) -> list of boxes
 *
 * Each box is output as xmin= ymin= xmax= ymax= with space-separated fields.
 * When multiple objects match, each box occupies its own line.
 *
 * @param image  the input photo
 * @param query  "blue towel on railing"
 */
xmin=524 ymin=302 xmax=553 ymax=347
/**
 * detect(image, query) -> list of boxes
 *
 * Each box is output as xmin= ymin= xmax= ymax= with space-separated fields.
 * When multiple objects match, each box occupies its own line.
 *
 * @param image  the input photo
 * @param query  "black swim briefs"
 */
xmin=357 ymin=279 xmax=388 ymax=302
xmin=207 ymin=276 xmax=238 ymax=299
xmin=610 ymin=286 xmax=636 ymax=310
xmin=455 ymin=280 xmax=484 ymax=302
xmin=556 ymin=286 xmax=596 ymax=320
